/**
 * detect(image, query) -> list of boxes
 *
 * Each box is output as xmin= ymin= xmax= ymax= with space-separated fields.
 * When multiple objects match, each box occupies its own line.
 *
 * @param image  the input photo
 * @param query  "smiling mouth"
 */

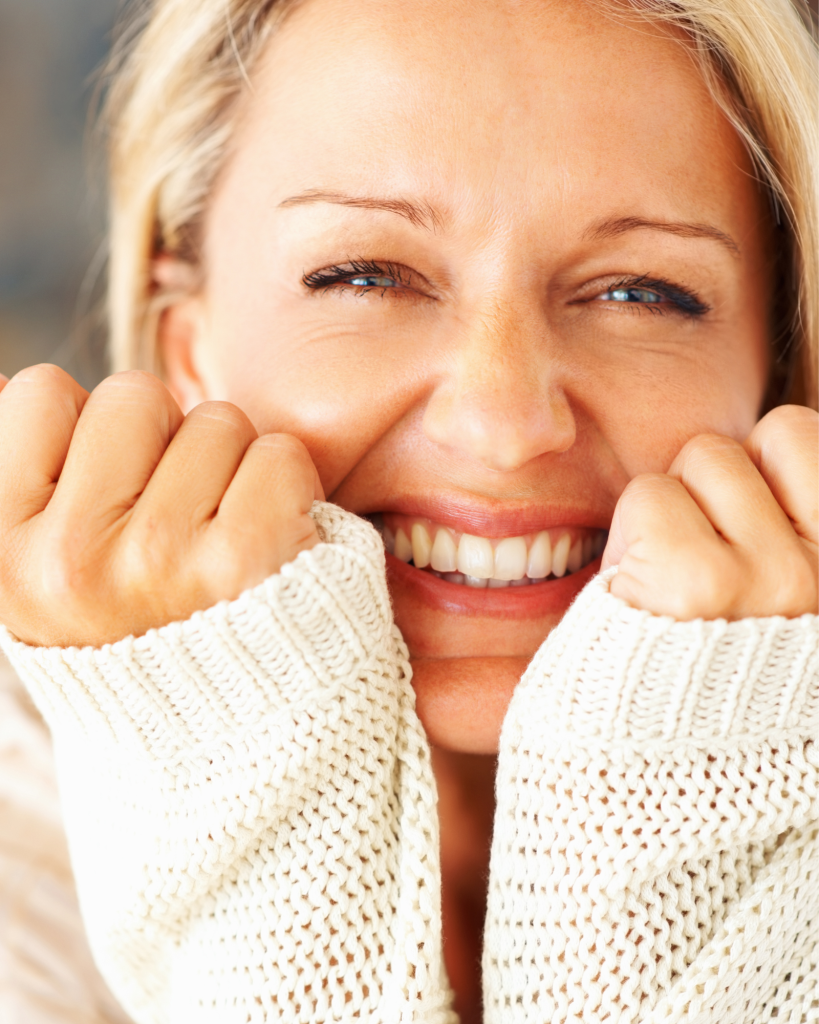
xmin=370 ymin=513 xmax=607 ymax=588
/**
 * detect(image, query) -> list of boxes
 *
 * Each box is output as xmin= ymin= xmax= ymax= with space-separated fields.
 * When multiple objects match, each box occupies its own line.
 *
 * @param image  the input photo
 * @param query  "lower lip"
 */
xmin=385 ymin=552 xmax=602 ymax=618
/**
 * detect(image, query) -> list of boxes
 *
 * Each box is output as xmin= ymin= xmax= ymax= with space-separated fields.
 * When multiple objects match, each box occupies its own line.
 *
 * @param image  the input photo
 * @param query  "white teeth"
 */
xmin=526 ymin=531 xmax=552 ymax=579
xmin=457 ymin=534 xmax=494 ymax=579
xmin=493 ymin=536 xmax=528 ymax=581
xmin=386 ymin=515 xmax=607 ymax=586
xmin=395 ymin=528 xmax=413 ymax=563
xmin=431 ymin=527 xmax=458 ymax=572
xmin=567 ymin=538 xmax=584 ymax=574
xmin=551 ymin=533 xmax=571 ymax=578
xmin=412 ymin=523 xmax=432 ymax=568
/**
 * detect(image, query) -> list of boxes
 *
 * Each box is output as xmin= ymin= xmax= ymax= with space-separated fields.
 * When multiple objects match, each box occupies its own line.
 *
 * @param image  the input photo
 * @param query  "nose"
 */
xmin=422 ymin=297 xmax=576 ymax=473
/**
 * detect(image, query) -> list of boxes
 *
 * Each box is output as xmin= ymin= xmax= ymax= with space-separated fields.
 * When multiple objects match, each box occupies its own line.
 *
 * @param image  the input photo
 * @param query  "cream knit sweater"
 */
xmin=1 ymin=504 xmax=817 ymax=1024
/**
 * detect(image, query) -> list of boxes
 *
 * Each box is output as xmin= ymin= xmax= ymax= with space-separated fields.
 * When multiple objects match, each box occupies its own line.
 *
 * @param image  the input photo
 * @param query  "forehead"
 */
xmin=226 ymin=0 xmax=759 ymax=242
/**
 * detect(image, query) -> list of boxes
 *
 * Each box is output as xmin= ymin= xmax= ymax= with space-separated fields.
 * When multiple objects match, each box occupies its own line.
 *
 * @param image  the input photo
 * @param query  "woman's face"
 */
xmin=162 ymin=0 xmax=772 ymax=752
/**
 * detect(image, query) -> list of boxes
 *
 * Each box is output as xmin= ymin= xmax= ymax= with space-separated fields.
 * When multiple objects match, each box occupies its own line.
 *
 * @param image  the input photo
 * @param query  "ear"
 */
xmin=154 ymin=256 xmax=220 ymax=414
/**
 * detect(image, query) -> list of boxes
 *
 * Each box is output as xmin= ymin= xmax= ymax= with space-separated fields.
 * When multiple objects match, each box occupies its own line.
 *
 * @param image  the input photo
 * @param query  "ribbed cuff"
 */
xmin=506 ymin=569 xmax=819 ymax=745
xmin=0 ymin=504 xmax=393 ymax=759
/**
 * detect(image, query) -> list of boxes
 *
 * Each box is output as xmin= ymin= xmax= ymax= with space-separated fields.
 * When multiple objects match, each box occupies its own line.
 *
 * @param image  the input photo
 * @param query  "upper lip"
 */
xmin=364 ymin=492 xmax=613 ymax=537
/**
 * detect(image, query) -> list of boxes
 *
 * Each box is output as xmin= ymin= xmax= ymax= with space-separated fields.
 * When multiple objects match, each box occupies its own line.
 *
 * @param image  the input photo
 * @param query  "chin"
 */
xmin=384 ymin=550 xmax=603 ymax=753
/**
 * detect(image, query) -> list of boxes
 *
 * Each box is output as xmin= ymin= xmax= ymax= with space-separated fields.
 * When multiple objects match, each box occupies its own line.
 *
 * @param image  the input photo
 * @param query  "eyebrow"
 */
xmin=586 ymin=215 xmax=740 ymax=257
xmin=279 ymin=189 xmax=443 ymax=232
xmin=279 ymin=194 xmax=740 ymax=256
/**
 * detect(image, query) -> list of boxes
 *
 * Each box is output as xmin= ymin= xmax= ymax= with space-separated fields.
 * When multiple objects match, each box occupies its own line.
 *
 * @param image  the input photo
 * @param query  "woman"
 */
xmin=0 ymin=0 xmax=816 ymax=1020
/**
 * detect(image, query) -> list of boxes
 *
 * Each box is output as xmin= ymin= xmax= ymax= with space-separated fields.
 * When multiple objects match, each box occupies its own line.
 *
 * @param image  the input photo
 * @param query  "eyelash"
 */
xmin=302 ymin=261 xmax=710 ymax=317
xmin=598 ymin=274 xmax=710 ymax=317
xmin=302 ymin=259 xmax=416 ymax=294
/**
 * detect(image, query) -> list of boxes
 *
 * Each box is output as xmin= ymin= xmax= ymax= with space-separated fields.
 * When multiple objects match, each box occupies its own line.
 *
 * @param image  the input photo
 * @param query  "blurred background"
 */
xmin=0 ymin=0 xmax=118 ymax=390
xmin=0 ymin=0 xmax=816 ymax=396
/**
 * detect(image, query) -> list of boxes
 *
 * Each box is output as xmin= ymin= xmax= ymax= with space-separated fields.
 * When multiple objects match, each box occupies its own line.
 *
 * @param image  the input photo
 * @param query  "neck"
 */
xmin=432 ymin=745 xmax=497 ymax=1024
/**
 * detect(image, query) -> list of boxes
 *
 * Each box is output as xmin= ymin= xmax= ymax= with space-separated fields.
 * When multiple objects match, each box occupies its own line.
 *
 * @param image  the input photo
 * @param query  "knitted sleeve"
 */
xmin=485 ymin=569 xmax=819 ymax=1024
xmin=0 ymin=504 xmax=455 ymax=1024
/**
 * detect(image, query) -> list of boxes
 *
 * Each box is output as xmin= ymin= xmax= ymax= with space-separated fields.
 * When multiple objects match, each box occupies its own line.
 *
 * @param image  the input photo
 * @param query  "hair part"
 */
xmin=105 ymin=0 xmax=818 ymax=408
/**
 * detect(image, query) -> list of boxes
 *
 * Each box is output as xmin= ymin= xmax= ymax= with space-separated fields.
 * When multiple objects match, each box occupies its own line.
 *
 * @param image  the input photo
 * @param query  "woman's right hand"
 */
xmin=0 ymin=365 xmax=324 ymax=648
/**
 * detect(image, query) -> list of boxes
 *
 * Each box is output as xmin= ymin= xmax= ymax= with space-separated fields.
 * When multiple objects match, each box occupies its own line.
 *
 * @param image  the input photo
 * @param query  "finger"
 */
xmin=50 ymin=371 xmax=183 ymax=531
xmin=603 ymin=472 xmax=717 ymax=570
xmin=132 ymin=401 xmax=258 ymax=532
xmin=743 ymin=405 xmax=818 ymax=548
xmin=668 ymin=434 xmax=795 ymax=552
xmin=220 ymin=433 xmax=319 ymax=526
xmin=0 ymin=373 xmax=8 ymax=390
xmin=211 ymin=433 xmax=321 ymax=583
xmin=0 ymin=364 xmax=88 ymax=523
xmin=604 ymin=474 xmax=736 ymax=619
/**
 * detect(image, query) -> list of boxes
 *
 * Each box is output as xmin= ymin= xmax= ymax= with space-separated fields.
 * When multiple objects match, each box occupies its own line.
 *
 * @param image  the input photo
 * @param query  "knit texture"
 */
xmin=485 ymin=573 xmax=819 ymax=1024
xmin=1 ymin=503 xmax=817 ymax=1023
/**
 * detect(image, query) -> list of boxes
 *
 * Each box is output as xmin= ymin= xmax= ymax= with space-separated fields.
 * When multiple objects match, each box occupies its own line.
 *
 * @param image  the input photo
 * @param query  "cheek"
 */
xmin=577 ymin=327 xmax=770 ymax=478
xmin=206 ymin=313 xmax=433 ymax=492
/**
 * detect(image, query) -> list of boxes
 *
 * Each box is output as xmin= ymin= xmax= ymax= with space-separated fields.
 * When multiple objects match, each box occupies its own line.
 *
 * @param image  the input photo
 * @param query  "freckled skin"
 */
xmin=156 ymin=0 xmax=775 ymax=1013
xmin=163 ymin=0 xmax=771 ymax=749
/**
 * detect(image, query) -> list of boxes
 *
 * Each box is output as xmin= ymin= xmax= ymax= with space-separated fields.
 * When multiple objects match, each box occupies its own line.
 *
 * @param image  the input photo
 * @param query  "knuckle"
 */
xmin=189 ymin=401 xmax=256 ymax=439
xmin=10 ymin=363 xmax=74 ymax=389
xmin=681 ymin=432 xmax=741 ymax=462
xmin=92 ymin=371 xmax=174 ymax=410
xmin=674 ymin=433 xmax=745 ymax=479
xmin=774 ymin=552 xmax=818 ymax=615
xmin=103 ymin=368 xmax=165 ymax=392
xmin=118 ymin=532 xmax=158 ymax=591
xmin=3 ymin=364 xmax=86 ymax=415
xmin=248 ymin=435 xmax=316 ymax=490
xmin=620 ymin=472 xmax=667 ymax=503
xmin=119 ymin=511 xmax=176 ymax=583
xmin=90 ymin=372 xmax=182 ymax=435
xmin=38 ymin=529 xmax=92 ymax=607
xmin=252 ymin=432 xmax=311 ymax=462
xmin=756 ymin=403 xmax=817 ymax=438
xmin=696 ymin=556 xmax=736 ymax=615
xmin=617 ymin=473 xmax=680 ymax=521
xmin=672 ymin=543 xmax=739 ymax=619
xmin=204 ymin=533 xmax=253 ymax=594
xmin=752 ymin=404 xmax=818 ymax=457
xmin=115 ymin=529 xmax=180 ymax=616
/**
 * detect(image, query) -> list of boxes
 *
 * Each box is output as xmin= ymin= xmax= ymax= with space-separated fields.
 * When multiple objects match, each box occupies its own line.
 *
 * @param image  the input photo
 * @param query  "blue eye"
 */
xmin=592 ymin=277 xmax=710 ymax=316
xmin=348 ymin=276 xmax=398 ymax=288
xmin=303 ymin=260 xmax=411 ymax=293
xmin=601 ymin=287 xmax=663 ymax=304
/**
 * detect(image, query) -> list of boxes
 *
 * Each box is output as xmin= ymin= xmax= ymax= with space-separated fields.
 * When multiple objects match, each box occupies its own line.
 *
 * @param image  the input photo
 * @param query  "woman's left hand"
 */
xmin=602 ymin=405 xmax=818 ymax=620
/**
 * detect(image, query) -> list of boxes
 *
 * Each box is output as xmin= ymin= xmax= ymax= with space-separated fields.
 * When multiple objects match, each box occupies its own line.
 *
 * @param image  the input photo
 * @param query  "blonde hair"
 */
xmin=106 ymin=0 xmax=819 ymax=408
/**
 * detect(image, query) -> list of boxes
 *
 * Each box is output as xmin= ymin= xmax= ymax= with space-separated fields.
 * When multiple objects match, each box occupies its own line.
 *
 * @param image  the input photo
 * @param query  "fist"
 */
xmin=0 ymin=366 xmax=323 ymax=647
xmin=603 ymin=405 xmax=818 ymax=620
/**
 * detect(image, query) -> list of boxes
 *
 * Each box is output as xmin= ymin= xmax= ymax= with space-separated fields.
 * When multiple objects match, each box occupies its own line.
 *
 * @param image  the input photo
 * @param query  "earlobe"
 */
xmin=153 ymin=257 xmax=213 ymax=414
